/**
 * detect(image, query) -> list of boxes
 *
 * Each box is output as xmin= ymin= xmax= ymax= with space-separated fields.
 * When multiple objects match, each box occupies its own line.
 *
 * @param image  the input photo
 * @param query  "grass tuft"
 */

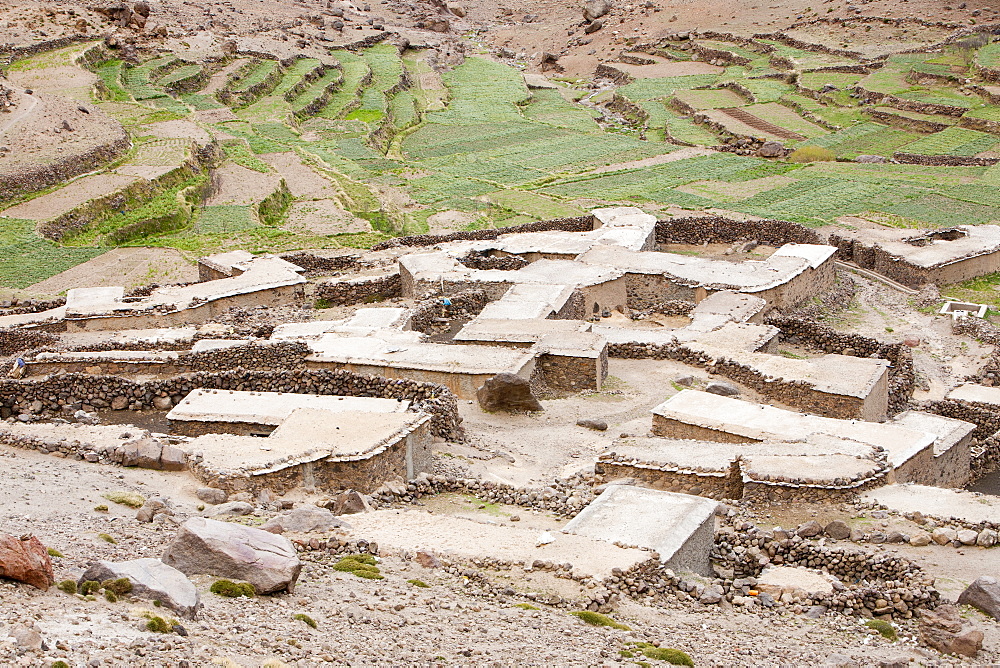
xmin=865 ymin=619 xmax=897 ymax=640
xmin=47 ymin=548 xmax=64 ymax=558
xmin=293 ymin=613 xmax=317 ymax=628
xmin=210 ymin=579 xmax=257 ymax=598
xmin=570 ymin=611 xmax=630 ymax=630
xmin=102 ymin=491 xmax=146 ymax=508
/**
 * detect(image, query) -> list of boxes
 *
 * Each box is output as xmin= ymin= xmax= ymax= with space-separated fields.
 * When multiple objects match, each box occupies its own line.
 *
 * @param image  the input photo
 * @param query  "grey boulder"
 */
xmin=162 ymin=518 xmax=301 ymax=594
xmin=79 ymin=558 xmax=200 ymax=618
xmin=957 ymin=576 xmax=1000 ymax=620
xmin=261 ymin=507 xmax=350 ymax=534
xmin=477 ymin=373 xmax=542 ymax=412
xmin=705 ymin=380 xmax=740 ymax=397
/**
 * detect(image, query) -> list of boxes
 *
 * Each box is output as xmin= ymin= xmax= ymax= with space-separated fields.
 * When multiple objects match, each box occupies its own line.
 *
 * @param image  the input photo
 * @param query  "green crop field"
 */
xmin=10 ymin=31 xmax=1000 ymax=291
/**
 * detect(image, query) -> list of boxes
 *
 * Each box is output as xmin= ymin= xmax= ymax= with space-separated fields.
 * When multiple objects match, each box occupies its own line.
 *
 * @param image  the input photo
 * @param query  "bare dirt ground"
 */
xmin=205 ymin=164 xmax=282 ymax=206
xmin=24 ymin=247 xmax=199 ymax=295
xmin=2 ymin=173 xmax=138 ymax=221
xmin=282 ymin=199 xmax=372 ymax=235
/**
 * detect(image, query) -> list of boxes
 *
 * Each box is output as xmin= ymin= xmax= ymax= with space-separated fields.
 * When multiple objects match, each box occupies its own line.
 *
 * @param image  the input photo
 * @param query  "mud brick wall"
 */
xmin=766 ymin=315 xmax=914 ymax=415
xmin=314 ymin=274 xmax=402 ymax=306
xmin=372 ymin=216 xmax=595 ymax=251
xmin=0 ymin=368 xmax=462 ymax=440
xmin=656 ymin=216 xmax=821 ymax=246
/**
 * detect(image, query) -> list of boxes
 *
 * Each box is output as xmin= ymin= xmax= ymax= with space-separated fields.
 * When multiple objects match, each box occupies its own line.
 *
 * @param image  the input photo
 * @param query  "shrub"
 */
xmin=293 ymin=613 xmax=317 ymax=628
xmin=56 ymin=580 xmax=77 ymax=595
xmin=102 ymin=491 xmax=145 ymax=508
xmin=79 ymin=581 xmax=101 ymax=596
xmin=102 ymin=578 xmax=133 ymax=595
xmin=47 ymin=548 xmax=64 ymax=558
xmin=52 ymin=662 xmax=70 ymax=668
xmin=569 ymin=611 xmax=630 ymax=630
xmin=866 ymin=619 xmax=897 ymax=640
xmin=94 ymin=505 xmax=109 ymax=512
xmin=210 ymin=579 xmax=257 ymax=598
xmin=643 ymin=647 xmax=694 ymax=665
xmin=144 ymin=615 xmax=174 ymax=633
xmin=104 ymin=590 xmax=118 ymax=603
xmin=333 ymin=555 xmax=384 ymax=580
xmin=513 ymin=603 xmax=538 ymax=610
xmin=789 ymin=146 xmax=836 ymax=163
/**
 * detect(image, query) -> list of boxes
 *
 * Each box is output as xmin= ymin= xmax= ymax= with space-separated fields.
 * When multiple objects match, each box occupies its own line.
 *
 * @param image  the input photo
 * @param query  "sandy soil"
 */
xmin=260 ymin=152 xmax=340 ymax=199
xmin=25 ymin=247 xmax=198 ymax=294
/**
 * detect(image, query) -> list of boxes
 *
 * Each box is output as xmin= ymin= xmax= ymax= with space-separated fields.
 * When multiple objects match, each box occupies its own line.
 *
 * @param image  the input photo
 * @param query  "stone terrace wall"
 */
xmin=767 ymin=315 xmax=914 ymax=414
xmin=656 ymin=216 xmax=821 ymax=246
xmin=279 ymin=252 xmax=360 ymax=277
xmin=458 ymin=251 xmax=529 ymax=271
xmin=828 ymin=234 xmax=932 ymax=287
xmin=371 ymin=216 xmax=594 ymax=251
xmin=893 ymin=153 xmax=1000 ymax=167
xmin=0 ymin=368 xmax=462 ymax=440
xmin=314 ymin=274 xmax=402 ymax=306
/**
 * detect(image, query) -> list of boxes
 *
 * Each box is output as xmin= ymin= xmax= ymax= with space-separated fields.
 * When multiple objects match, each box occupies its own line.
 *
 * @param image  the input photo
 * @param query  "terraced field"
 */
xmin=8 ymin=32 xmax=1000 ymax=290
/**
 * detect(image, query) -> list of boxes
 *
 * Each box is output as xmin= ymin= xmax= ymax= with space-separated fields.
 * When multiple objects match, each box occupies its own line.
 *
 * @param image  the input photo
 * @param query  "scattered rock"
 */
xmin=757 ymin=141 xmax=785 ymax=157
xmin=162 ymin=518 xmax=302 ymax=594
xmin=956 ymin=529 xmax=978 ymax=545
xmin=136 ymin=497 xmax=172 ymax=523
xmin=477 ymin=373 xmax=542 ymax=412
xmin=957 ymin=576 xmax=1000 ymax=620
xmin=977 ymin=528 xmax=998 ymax=547
xmin=583 ymin=0 xmax=611 ymax=21
xmin=446 ymin=2 xmax=466 ymax=17
xmin=909 ymin=530 xmax=932 ymax=547
xmin=320 ymin=489 xmax=371 ymax=515
xmin=584 ymin=19 xmax=603 ymax=33
xmin=796 ymin=520 xmax=823 ymax=538
xmin=0 ymin=533 xmax=54 ymax=590
xmin=261 ymin=507 xmax=349 ymax=534
xmin=415 ymin=550 xmax=442 ymax=569
xmin=705 ymin=380 xmax=740 ymax=397
xmin=824 ymin=520 xmax=850 ymax=540
xmin=672 ymin=374 xmax=695 ymax=387
xmin=78 ymin=558 xmax=200 ymax=618
xmin=207 ymin=501 xmax=255 ymax=517
xmin=931 ymin=527 xmax=957 ymax=545
xmin=196 ymin=487 xmax=228 ymax=505
xmin=576 ymin=418 xmax=608 ymax=431
xmin=855 ymin=154 xmax=887 ymax=164
xmin=7 ymin=623 xmax=43 ymax=650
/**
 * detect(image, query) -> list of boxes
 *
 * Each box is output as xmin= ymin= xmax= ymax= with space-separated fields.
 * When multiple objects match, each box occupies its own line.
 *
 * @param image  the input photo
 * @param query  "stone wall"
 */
xmin=314 ymin=274 xmax=402 ymax=306
xmin=457 ymin=251 xmax=529 ymax=271
xmin=0 ymin=329 xmax=60 ymax=357
xmin=920 ymin=399 xmax=1000 ymax=482
xmin=408 ymin=290 xmax=488 ymax=335
xmin=371 ymin=216 xmax=594 ymax=251
xmin=953 ymin=316 xmax=1000 ymax=349
xmin=537 ymin=351 xmax=605 ymax=393
xmin=0 ymin=368 xmax=462 ymax=440
xmin=893 ymin=152 xmax=999 ymax=167
xmin=280 ymin=252 xmax=360 ymax=277
xmin=610 ymin=339 xmax=880 ymax=420
xmin=595 ymin=460 xmax=739 ymax=499
xmin=766 ymin=315 xmax=914 ymax=415
xmin=656 ymin=216 xmax=821 ymax=246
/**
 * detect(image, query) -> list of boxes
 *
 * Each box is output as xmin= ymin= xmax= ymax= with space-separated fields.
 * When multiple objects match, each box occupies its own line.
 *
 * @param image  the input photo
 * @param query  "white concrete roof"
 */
xmin=891 ymin=411 xmax=976 ymax=456
xmin=838 ymin=225 xmax=1000 ymax=269
xmin=563 ymin=486 xmax=717 ymax=563
xmin=167 ymin=389 xmax=409 ymax=426
xmin=592 ymin=206 xmax=657 ymax=228
xmin=454 ymin=318 xmax=591 ymax=344
xmin=307 ymin=335 xmax=536 ymax=375
xmin=947 ymin=383 xmax=1000 ymax=406
xmin=861 ymin=484 xmax=1000 ymax=525
xmin=770 ymin=243 xmax=837 ymax=269
xmin=652 ymin=390 xmax=935 ymax=470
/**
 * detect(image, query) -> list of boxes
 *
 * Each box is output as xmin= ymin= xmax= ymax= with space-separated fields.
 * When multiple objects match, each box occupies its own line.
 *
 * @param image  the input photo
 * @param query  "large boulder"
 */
xmin=261 ymin=507 xmax=349 ymax=534
xmin=319 ymin=490 xmax=371 ymax=516
xmin=957 ymin=576 xmax=1000 ymax=620
xmin=757 ymin=141 xmax=785 ymax=158
xmin=918 ymin=604 xmax=983 ymax=657
xmin=162 ymin=518 xmax=301 ymax=594
xmin=0 ymin=534 xmax=53 ymax=590
xmin=583 ymin=0 xmax=610 ymax=21
xmin=477 ymin=373 xmax=542 ymax=412
xmin=78 ymin=558 xmax=200 ymax=618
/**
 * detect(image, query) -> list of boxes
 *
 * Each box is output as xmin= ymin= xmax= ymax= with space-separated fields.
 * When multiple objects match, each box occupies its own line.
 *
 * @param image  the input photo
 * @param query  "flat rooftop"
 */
xmin=578 ymin=244 xmax=820 ymax=292
xmin=891 ymin=410 xmax=976 ymax=456
xmin=596 ymin=320 xmax=779 ymax=353
xmin=183 ymin=408 xmax=430 ymax=473
xmin=947 ymin=383 xmax=1000 ymax=406
xmin=837 ymin=225 xmax=1000 ymax=269
xmin=653 ymin=390 xmax=934 ymax=469
xmin=454 ymin=318 xmax=591 ymax=344
xmin=563 ymin=486 xmax=718 ymax=563
xmin=307 ymin=335 xmax=536 ymax=375
xmin=861 ymin=484 xmax=1000 ymax=525
xmin=167 ymin=389 xmax=409 ymax=426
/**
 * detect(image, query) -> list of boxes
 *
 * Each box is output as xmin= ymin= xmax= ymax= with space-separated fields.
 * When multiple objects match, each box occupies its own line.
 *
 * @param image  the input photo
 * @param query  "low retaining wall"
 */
xmin=315 ymin=273 xmax=402 ymax=306
xmin=0 ymin=368 xmax=462 ymax=440
xmin=371 ymin=216 xmax=595 ymax=251
xmin=656 ymin=216 xmax=821 ymax=246
xmin=408 ymin=290 xmax=488 ymax=335
xmin=767 ymin=315 xmax=914 ymax=415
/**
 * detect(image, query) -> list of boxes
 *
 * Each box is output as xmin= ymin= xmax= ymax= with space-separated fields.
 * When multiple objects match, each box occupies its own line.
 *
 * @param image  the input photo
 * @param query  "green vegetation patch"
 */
xmin=899 ymin=126 xmax=1000 ymax=156
xmin=210 ymin=579 xmax=256 ymax=598
xmin=333 ymin=554 xmax=383 ymax=579
xmin=570 ymin=611 xmax=630 ymax=630
xmin=865 ymin=619 xmax=897 ymax=640
xmin=101 ymin=491 xmax=145 ymax=508
xmin=195 ymin=205 xmax=259 ymax=234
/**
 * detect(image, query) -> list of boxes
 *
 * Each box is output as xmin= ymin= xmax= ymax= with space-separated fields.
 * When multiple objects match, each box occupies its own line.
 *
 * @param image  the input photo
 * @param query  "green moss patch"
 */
xmin=570 ymin=611 xmax=630 ymax=630
xmin=210 ymin=579 xmax=256 ymax=598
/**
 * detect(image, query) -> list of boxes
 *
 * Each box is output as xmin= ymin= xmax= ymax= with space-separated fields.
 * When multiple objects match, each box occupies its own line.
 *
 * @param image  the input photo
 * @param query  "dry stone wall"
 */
xmin=408 ymin=290 xmax=488 ymax=335
xmin=314 ymin=274 xmax=402 ymax=306
xmin=371 ymin=216 xmax=594 ymax=251
xmin=656 ymin=216 xmax=821 ymax=246
xmin=0 ymin=368 xmax=462 ymax=440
